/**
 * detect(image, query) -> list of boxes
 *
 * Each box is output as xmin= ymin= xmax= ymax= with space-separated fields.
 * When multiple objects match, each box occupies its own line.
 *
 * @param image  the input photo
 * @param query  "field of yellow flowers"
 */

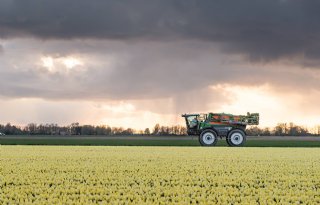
xmin=1 ymin=146 xmax=319 ymax=204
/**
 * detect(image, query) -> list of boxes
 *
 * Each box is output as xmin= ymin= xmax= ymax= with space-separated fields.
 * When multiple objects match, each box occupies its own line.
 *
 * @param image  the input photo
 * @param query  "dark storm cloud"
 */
xmin=1 ymin=0 xmax=320 ymax=61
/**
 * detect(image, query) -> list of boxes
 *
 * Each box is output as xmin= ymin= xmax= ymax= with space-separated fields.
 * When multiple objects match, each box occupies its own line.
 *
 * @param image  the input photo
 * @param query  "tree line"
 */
xmin=0 ymin=122 xmax=319 ymax=136
xmin=246 ymin=123 xmax=320 ymax=136
xmin=0 ymin=123 xmax=187 ymax=136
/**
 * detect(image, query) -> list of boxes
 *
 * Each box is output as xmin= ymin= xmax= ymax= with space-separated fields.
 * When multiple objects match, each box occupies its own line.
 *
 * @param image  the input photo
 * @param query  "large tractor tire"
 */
xmin=227 ymin=129 xmax=246 ymax=146
xmin=199 ymin=130 xmax=218 ymax=146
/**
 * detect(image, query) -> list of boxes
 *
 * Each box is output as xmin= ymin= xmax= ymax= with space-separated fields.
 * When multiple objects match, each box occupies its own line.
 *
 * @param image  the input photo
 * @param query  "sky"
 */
xmin=1 ymin=0 xmax=320 ymax=130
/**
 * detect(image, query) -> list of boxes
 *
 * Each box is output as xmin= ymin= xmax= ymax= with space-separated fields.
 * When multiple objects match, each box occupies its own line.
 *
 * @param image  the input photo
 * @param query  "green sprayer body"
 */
xmin=181 ymin=112 xmax=259 ymax=146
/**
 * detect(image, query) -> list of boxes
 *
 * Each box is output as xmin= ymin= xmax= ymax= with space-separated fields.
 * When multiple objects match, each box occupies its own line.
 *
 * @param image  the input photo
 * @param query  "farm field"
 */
xmin=1 ymin=135 xmax=320 ymax=147
xmin=1 ymin=146 xmax=320 ymax=204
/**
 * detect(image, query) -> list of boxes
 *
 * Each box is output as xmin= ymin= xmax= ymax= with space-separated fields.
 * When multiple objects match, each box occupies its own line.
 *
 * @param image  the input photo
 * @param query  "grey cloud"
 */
xmin=0 ymin=40 xmax=223 ymax=100
xmin=1 ymin=1 xmax=320 ymax=61
xmin=1 ymin=39 xmax=320 ymax=117
xmin=1 ymin=39 xmax=319 ymax=101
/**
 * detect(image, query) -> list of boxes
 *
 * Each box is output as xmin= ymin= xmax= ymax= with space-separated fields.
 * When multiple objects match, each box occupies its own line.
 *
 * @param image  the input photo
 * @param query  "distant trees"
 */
xmin=70 ymin=123 xmax=81 ymax=135
xmin=81 ymin=125 xmax=96 ymax=135
xmin=0 ymin=122 xmax=319 ymax=136
xmin=144 ymin=128 xmax=151 ymax=135
xmin=0 ymin=123 xmax=24 ymax=135
xmin=317 ymin=125 xmax=320 ymax=135
xmin=152 ymin=124 xmax=187 ymax=136
xmin=153 ymin=124 xmax=160 ymax=135
xmin=95 ymin=125 xmax=112 ymax=135
xmin=246 ymin=123 xmax=312 ymax=136
xmin=272 ymin=123 xmax=309 ymax=136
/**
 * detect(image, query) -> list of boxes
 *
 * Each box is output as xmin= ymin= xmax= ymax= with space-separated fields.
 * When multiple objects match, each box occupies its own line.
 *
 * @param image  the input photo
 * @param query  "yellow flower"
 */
xmin=0 ymin=146 xmax=319 ymax=204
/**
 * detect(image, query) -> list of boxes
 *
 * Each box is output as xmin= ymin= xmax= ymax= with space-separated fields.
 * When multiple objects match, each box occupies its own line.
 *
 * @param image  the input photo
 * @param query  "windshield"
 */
xmin=187 ymin=116 xmax=198 ymax=128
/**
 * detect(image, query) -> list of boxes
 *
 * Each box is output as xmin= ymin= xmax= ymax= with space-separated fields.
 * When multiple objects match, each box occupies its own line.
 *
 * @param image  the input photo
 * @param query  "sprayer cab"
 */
xmin=181 ymin=112 xmax=259 ymax=146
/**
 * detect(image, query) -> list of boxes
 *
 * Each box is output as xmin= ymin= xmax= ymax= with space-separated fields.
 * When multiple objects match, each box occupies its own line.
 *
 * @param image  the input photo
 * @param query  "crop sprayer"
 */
xmin=182 ymin=112 xmax=259 ymax=146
